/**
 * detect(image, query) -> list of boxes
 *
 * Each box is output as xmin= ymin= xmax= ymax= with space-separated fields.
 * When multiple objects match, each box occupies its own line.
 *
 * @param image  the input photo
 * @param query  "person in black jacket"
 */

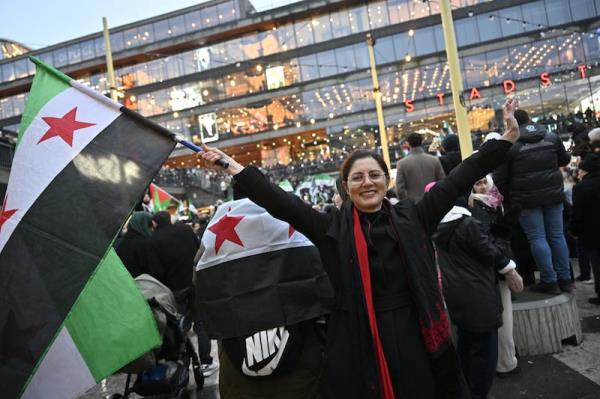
xmin=571 ymin=154 xmax=600 ymax=304
xmin=494 ymin=109 xmax=572 ymax=294
xmin=197 ymin=100 xmax=521 ymax=399
xmin=439 ymin=134 xmax=462 ymax=175
xmin=115 ymin=211 xmax=161 ymax=278
xmin=434 ymin=203 xmax=522 ymax=399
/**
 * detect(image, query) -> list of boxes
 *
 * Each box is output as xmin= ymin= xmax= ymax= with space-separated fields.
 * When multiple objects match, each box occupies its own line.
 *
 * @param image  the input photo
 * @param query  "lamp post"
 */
xmin=102 ymin=17 xmax=118 ymax=102
xmin=439 ymin=0 xmax=473 ymax=158
xmin=366 ymin=33 xmax=391 ymax=169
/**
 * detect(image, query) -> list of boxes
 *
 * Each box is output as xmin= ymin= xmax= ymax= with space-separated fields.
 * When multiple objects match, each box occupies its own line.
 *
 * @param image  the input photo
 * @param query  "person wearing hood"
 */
xmin=439 ymin=134 xmax=462 ymax=175
xmin=571 ymin=154 xmax=600 ymax=305
xmin=114 ymin=211 xmax=161 ymax=278
xmin=434 ymin=197 xmax=522 ymax=399
xmin=493 ymin=109 xmax=572 ymax=294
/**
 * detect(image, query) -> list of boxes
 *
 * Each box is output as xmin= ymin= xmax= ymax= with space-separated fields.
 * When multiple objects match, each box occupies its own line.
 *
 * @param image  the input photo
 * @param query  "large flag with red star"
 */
xmin=195 ymin=198 xmax=332 ymax=339
xmin=0 ymin=58 xmax=176 ymax=398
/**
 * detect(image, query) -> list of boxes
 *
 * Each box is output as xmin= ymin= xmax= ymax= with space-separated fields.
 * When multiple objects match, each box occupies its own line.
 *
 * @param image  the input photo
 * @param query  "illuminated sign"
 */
xmin=266 ymin=65 xmax=285 ymax=90
xmin=198 ymin=113 xmax=219 ymax=143
xmin=169 ymin=87 xmax=204 ymax=111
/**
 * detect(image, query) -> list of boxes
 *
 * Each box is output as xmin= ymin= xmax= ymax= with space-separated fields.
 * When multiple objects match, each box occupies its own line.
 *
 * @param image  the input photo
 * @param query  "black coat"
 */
xmin=493 ymin=123 xmax=570 ymax=208
xmin=434 ymin=211 xmax=508 ymax=332
xmin=440 ymin=151 xmax=462 ymax=176
xmin=115 ymin=229 xmax=161 ymax=278
xmin=571 ymin=171 xmax=600 ymax=249
xmin=233 ymin=139 xmax=512 ymax=399
xmin=150 ymin=223 xmax=200 ymax=293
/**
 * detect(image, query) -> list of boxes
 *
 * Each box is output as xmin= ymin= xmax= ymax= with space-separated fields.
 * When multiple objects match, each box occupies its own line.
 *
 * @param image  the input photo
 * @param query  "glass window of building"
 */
xmin=153 ymin=19 xmax=171 ymax=41
xmin=329 ymin=10 xmax=352 ymax=38
xmin=499 ymin=6 xmax=525 ymax=37
xmin=184 ymin=10 xmax=202 ymax=31
xmin=318 ymin=50 xmax=338 ymax=77
xmin=109 ymin=31 xmax=124 ymax=53
xmin=138 ymin=24 xmax=154 ymax=44
xmin=521 ymin=1 xmax=548 ymax=32
xmin=374 ymin=36 xmax=396 ymax=64
xmin=545 ymin=0 xmax=572 ymax=25
xmin=94 ymin=37 xmax=106 ymax=57
xmin=569 ymin=0 xmax=597 ymax=21
xmin=409 ymin=0 xmax=431 ymax=19
xmin=12 ymin=93 xmax=26 ymax=116
xmin=388 ymin=0 xmax=410 ymax=24
xmin=354 ymin=43 xmax=370 ymax=70
xmin=455 ymin=17 xmax=480 ymax=46
xmin=262 ymin=30 xmax=281 ymax=56
xmin=201 ymin=5 xmax=219 ymax=27
xmin=169 ymin=15 xmax=186 ymax=37
xmin=540 ymin=81 xmax=568 ymax=116
xmin=299 ymin=53 xmax=319 ymax=82
xmin=38 ymin=51 xmax=54 ymax=67
xmin=414 ymin=27 xmax=437 ymax=56
xmin=485 ymin=48 xmax=512 ymax=83
xmin=583 ymin=30 xmax=600 ymax=62
xmin=536 ymin=38 xmax=561 ymax=73
xmin=67 ymin=43 xmax=82 ymax=64
xmin=123 ymin=27 xmax=140 ymax=48
xmin=180 ymin=51 xmax=197 ymax=75
xmin=275 ymin=23 xmax=296 ymax=51
xmin=0 ymin=97 xmax=13 ymax=119
xmin=367 ymin=1 xmax=390 ymax=29
xmin=462 ymin=53 xmax=489 ymax=88
xmin=241 ymin=34 xmax=262 ymax=59
xmin=53 ymin=48 xmax=68 ymax=67
xmin=223 ymin=38 xmax=244 ymax=63
xmin=347 ymin=5 xmax=370 ymax=33
xmin=312 ymin=14 xmax=333 ymax=43
xmin=335 ymin=45 xmax=357 ymax=73
xmin=558 ymin=34 xmax=586 ymax=65
xmin=294 ymin=20 xmax=315 ymax=46
xmin=217 ymin=1 xmax=234 ymax=23
xmin=477 ymin=12 xmax=501 ymax=42
xmin=80 ymin=39 xmax=96 ymax=60
xmin=393 ymin=32 xmax=416 ymax=62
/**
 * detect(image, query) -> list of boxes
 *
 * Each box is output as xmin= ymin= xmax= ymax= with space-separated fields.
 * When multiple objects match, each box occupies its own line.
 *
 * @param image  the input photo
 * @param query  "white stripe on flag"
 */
xmin=21 ymin=326 xmax=95 ymax=399
xmin=0 ymin=87 xmax=120 ymax=254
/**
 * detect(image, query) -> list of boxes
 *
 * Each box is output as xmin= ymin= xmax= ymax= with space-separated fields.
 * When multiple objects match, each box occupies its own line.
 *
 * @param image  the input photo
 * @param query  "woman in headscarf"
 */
xmin=115 ymin=211 xmax=160 ymax=278
xmin=197 ymin=100 xmax=520 ymax=399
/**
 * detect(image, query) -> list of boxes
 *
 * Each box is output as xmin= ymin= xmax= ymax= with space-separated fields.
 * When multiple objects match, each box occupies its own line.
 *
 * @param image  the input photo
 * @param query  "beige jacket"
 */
xmin=395 ymin=147 xmax=445 ymax=202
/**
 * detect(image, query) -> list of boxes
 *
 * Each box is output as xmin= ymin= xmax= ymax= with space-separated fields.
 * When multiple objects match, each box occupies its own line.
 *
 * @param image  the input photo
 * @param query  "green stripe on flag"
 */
xmin=17 ymin=58 xmax=72 ymax=146
xmin=64 ymin=249 xmax=161 ymax=381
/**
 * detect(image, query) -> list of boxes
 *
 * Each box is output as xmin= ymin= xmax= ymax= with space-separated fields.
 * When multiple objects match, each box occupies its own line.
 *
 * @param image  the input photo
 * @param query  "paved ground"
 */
xmin=83 ymin=264 xmax=600 ymax=399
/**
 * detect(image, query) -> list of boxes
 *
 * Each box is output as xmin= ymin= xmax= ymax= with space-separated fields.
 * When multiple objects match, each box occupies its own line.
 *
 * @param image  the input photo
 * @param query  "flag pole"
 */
xmin=366 ymin=33 xmax=391 ymax=169
xmin=102 ymin=17 xmax=119 ymax=102
xmin=438 ymin=0 xmax=473 ymax=159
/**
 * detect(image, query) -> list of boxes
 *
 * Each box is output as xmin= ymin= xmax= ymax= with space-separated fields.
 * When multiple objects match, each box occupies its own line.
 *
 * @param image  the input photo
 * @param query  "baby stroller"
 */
xmin=110 ymin=274 xmax=203 ymax=399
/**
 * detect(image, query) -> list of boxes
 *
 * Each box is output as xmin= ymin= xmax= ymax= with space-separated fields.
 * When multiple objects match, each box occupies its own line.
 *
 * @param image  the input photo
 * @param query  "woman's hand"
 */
xmin=505 ymin=269 xmax=524 ymax=293
xmin=197 ymin=144 xmax=244 ymax=175
xmin=501 ymin=99 xmax=520 ymax=144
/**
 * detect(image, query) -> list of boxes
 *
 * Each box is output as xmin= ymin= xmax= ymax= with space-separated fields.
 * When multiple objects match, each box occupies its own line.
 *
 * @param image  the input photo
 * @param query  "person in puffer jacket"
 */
xmin=434 ymin=201 xmax=522 ymax=399
xmin=493 ymin=109 xmax=571 ymax=294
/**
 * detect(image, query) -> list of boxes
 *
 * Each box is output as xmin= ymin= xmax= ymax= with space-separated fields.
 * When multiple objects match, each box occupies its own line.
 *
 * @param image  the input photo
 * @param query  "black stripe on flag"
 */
xmin=0 ymin=113 xmax=174 ymax=397
xmin=195 ymin=245 xmax=333 ymax=339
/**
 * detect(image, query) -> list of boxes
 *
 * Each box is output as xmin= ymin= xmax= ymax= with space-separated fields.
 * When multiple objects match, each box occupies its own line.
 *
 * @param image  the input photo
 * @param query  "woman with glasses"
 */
xmin=197 ymin=100 xmax=520 ymax=399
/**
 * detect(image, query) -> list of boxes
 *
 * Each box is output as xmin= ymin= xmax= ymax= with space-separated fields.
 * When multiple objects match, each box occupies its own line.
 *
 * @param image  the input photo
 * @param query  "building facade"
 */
xmin=1 ymin=0 xmax=600 ymax=171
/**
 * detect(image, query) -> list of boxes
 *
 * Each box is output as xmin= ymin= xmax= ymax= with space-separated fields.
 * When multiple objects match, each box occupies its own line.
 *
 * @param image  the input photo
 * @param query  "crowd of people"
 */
xmin=114 ymin=100 xmax=600 ymax=399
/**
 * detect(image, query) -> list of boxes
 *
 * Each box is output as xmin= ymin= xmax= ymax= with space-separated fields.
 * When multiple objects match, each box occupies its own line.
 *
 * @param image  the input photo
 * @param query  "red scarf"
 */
xmin=352 ymin=207 xmax=395 ymax=399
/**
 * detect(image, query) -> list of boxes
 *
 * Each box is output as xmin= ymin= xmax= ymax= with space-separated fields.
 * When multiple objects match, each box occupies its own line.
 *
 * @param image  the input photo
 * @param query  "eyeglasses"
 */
xmin=347 ymin=170 xmax=386 ymax=185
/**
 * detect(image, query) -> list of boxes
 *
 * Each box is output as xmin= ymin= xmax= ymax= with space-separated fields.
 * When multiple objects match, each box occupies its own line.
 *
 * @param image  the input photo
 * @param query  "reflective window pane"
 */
xmin=67 ymin=43 xmax=82 ymax=64
xmin=347 ymin=5 xmax=369 ymax=33
xmin=153 ymin=19 xmax=170 ymax=41
xmin=53 ymin=48 xmax=68 ymax=67
xmin=545 ymin=0 xmax=572 ymax=25
xmin=169 ymin=15 xmax=186 ymax=36
xmin=330 ymin=10 xmax=351 ymax=38
xmin=2 ymin=62 xmax=15 ymax=82
xmin=455 ymin=17 xmax=480 ymax=46
xmin=477 ymin=13 xmax=501 ymax=42
xmin=80 ymin=39 xmax=96 ymax=60
xmin=521 ymin=1 xmax=548 ymax=32
xmin=414 ymin=27 xmax=437 ymax=56
xmin=388 ymin=0 xmax=410 ymax=24
xmin=499 ymin=6 xmax=525 ymax=37
xmin=138 ymin=24 xmax=154 ymax=45
xmin=318 ymin=50 xmax=338 ymax=77
xmin=184 ymin=10 xmax=202 ymax=32
xmin=368 ymin=1 xmax=390 ymax=29
xmin=570 ymin=0 xmax=597 ymax=21
xmin=299 ymin=54 xmax=319 ymax=81
xmin=335 ymin=45 xmax=357 ymax=73
xmin=295 ymin=20 xmax=315 ymax=46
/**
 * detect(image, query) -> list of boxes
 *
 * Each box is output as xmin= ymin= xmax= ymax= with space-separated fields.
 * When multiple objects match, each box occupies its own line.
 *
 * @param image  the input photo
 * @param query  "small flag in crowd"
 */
xmin=149 ymin=182 xmax=179 ymax=212
xmin=196 ymin=198 xmax=332 ymax=339
xmin=0 ymin=58 xmax=176 ymax=398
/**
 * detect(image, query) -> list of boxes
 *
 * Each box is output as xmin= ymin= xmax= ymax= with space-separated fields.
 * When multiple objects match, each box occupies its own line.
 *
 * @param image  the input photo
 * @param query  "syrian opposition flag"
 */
xmin=0 ymin=58 xmax=176 ymax=398
xmin=149 ymin=182 xmax=179 ymax=213
xmin=196 ymin=198 xmax=332 ymax=339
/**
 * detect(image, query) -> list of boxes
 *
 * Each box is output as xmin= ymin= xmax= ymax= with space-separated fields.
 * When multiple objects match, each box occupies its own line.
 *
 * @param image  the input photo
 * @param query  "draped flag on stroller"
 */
xmin=0 ymin=58 xmax=176 ymax=398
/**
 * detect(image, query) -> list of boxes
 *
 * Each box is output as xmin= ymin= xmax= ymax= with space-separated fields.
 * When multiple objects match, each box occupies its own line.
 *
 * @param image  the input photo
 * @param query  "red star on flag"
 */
xmin=38 ymin=107 xmax=96 ymax=146
xmin=288 ymin=224 xmax=295 ymax=238
xmin=208 ymin=213 xmax=245 ymax=254
xmin=0 ymin=195 xmax=17 ymax=232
